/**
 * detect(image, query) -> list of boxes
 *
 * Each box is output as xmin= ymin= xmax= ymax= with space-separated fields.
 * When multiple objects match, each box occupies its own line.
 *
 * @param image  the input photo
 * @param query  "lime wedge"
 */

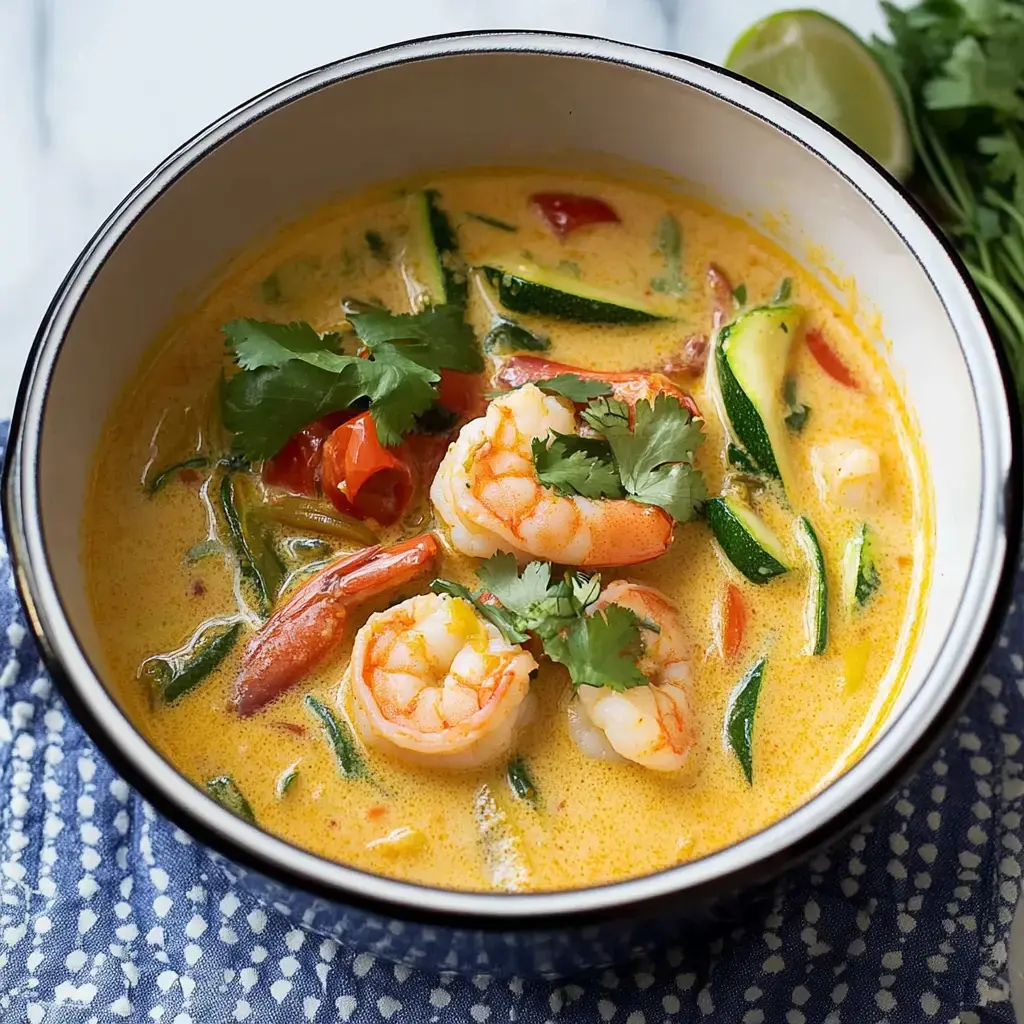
xmin=726 ymin=9 xmax=910 ymax=180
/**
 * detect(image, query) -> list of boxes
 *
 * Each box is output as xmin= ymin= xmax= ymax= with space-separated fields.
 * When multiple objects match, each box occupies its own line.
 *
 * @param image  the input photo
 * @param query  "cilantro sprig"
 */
xmin=872 ymin=0 xmax=1024 ymax=401
xmin=221 ymin=304 xmax=482 ymax=459
xmin=432 ymin=553 xmax=650 ymax=693
xmin=530 ymin=390 xmax=707 ymax=522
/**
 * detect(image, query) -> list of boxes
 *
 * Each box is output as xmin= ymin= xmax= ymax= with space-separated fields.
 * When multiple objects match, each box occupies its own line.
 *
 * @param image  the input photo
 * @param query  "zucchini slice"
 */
xmin=796 ymin=516 xmax=828 ymax=655
xmin=706 ymin=496 xmax=791 ymax=584
xmin=481 ymin=261 xmax=668 ymax=324
xmin=716 ymin=304 xmax=802 ymax=493
xmin=726 ymin=655 xmax=766 ymax=785
xmin=843 ymin=523 xmax=880 ymax=611
xmin=404 ymin=190 xmax=465 ymax=307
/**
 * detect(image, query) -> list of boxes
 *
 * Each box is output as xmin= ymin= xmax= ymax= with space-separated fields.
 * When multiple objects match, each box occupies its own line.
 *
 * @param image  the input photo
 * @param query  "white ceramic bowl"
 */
xmin=4 ymin=33 xmax=1020 ymax=974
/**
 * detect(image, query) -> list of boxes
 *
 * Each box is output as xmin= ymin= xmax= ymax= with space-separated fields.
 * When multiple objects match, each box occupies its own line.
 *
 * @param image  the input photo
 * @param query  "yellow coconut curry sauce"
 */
xmin=83 ymin=170 xmax=930 ymax=892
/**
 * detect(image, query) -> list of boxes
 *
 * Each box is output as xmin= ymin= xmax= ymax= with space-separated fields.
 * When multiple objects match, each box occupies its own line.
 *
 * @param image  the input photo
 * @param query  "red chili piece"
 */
xmin=806 ymin=328 xmax=859 ymax=389
xmin=530 ymin=193 xmax=620 ymax=240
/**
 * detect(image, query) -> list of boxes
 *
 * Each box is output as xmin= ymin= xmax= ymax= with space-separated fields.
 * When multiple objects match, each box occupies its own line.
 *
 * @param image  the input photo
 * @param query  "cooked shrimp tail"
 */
xmin=493 ymin=355 xmax=700 ymax=417
xmin=232 ymin=534 xmax=441 ymax=715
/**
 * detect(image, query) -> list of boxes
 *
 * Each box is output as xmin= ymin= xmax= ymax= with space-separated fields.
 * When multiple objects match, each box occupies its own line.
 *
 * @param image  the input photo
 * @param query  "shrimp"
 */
xmin=492 ymin=355 xmax=700 ymax=417
xmin=430 ymin=383 xmax=671 ymax=566
xmin=568 ymin=580 xmax=695 ymax=771
xmin=232 ymin=534 xmax=441 ymax=715
xmin=348 ymin=592 xmax=537 ymax=769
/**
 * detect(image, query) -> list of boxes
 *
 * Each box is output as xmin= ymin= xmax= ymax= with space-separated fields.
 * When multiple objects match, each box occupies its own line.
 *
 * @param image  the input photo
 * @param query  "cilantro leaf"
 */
xmin=531 ymin=433 xmax=624 ymax=499
xmin=582 ymin=392 xmax=707 ymax=522
xmin=347 ymin=304 xmax=483 ymax=373
xmin=733 ymin=282 xmax=748 ymax=306
xmin=783 ymin=375 xmax=811 ymax=433
xmin=222 ymin=304 xmax=482 ymax=457
xmin=772 ymin=277 xmax=793 ymax=304
xmin=531 ymin=374 xmax=614 ymax=403
xmin=223 ymin=362 xmax=366 ymax=460
xmin=475 ymin=553 xmax=581 ymax=636
xmin=223 ymin=319 xmax=349 ymax=371
xmin=544 ymin=605 xmax=650 ymax=692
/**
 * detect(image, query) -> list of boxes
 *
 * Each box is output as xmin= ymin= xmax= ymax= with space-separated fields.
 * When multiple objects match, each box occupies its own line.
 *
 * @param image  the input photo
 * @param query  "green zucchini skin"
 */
xmin=716 ymin=305 xmax=802 ymax=492
xmin=206 ymin=775 xmax=256 ymax=823
xmin=797 ymin=516 xmax=829 ymax=655
xmin=726 ymin=655 xmax=766 ymax=784
xmin=481 ymin=265 xmax=667 ymax=324
xmin=144 ymin=621 xmax=243 ymax=704
xmin=706 ymin=496 xmax=790 ymax=585
xmin=844 ymin=523 xmax=880 ymax=610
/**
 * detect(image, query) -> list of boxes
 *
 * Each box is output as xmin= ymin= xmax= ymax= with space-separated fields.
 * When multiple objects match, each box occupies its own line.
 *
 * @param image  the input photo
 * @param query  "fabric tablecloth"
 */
xmin=1 ymin=420 xmax=1022 ymax=1023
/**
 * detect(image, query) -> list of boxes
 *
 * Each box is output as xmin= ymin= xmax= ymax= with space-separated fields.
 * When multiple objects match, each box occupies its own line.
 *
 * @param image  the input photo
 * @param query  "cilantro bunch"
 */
xmin=529 ymin=377 xmax=707 ymax=523
xmin=432 ymin=553 xmax=654 ymax=692
xmin=221 ymin=303 xmax=483 ymax=459
xmin=873 ymin=0 xmax=1024 ymax=400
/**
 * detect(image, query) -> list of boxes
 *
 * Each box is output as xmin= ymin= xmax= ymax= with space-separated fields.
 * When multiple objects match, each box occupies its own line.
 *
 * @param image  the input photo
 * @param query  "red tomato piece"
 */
xmin=438 ymin=369 xmax=486 ymax=419
xmin=806 ymin=328 xmax=859 ymax=389
xmin=262 ymin=413 xmax=350 ymax=495
xmin=321 ymin=412 xmax=414 ymax=526
xmin=530 ymin=193 xmax=620 ymax=240
xmin=723 ymin=583 xmax=747 ymax=660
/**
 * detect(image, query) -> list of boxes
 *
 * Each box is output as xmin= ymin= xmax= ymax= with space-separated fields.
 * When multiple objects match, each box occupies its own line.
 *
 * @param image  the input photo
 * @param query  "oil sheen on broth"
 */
xmin=83 ymin=170 xmax=930 ymax=893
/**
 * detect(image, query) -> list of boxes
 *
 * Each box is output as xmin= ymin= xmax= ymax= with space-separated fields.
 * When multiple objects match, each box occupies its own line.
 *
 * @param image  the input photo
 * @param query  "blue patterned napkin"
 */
xmin=0 ymin=421 xmax=1021 ymax=1022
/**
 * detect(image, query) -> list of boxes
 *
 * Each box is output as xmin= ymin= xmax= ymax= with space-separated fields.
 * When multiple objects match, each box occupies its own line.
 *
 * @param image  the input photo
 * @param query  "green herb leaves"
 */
xmin=441 ymin=553 xmax=651 ymax=694
xmin=873 ymin=1 xmax=1024 ymax=401
xmin=529 ymin=391 xmax=706 ymax=521
xmin=221 ymin=304 xmax=482 ymax=458
xmin=532 ymin=433 xmax=624 ymax=499
xmin=651 ymin=213 xmax=687 ymax=295
xmin=531 ymin=374 xmax=614 ymax=403
xmin=783 ymin=376 xmax=810 ymax=433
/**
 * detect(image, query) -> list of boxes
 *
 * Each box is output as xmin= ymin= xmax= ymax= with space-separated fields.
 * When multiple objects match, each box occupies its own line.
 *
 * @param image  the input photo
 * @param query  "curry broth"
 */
xmin=83 ymin=170 xmax=929 ymax=891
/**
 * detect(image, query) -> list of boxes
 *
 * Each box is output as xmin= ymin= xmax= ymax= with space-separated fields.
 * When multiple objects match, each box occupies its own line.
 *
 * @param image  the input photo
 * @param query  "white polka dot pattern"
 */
xmin=0 ymin=423 xmax=1021 ymax=1019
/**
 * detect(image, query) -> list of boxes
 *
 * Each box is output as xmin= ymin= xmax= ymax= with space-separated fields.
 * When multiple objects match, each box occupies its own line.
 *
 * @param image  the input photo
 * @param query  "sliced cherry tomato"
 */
xmin=723 ymin=583 xmax=747 ymax=660
xmin=806 ymin=328 xmax=859 ymax=389
xmin=530 ymin=193 xmax=620 ymax=240
xmin=321 ymin=412 xmax=415 ymax=526
xmin=263 ymin=413 xmax=349 ymax=495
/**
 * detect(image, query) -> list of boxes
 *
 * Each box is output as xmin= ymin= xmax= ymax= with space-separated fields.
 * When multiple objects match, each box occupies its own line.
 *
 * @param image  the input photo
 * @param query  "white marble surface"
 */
xmin=9 ymin=0 xmax=1024 ymax=1015
xmin=0 ymin=0 xmax=887 ymax=415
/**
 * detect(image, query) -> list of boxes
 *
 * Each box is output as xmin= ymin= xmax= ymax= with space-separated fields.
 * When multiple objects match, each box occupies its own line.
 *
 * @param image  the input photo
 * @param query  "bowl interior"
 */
xmin=16 ymin=38 xmax=1011 ymax=914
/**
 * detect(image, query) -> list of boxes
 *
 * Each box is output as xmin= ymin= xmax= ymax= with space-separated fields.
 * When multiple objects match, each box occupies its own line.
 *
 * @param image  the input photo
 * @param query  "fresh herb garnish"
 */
xmin=506 ymin=756 xmax=540 ymax=807
xmin=581 ymin=393 xmax=707 ymax=522
xmin=276 ymin=763 xmax=301 ymax=798
xmin=733 ymin=283 xmax=748 ymax=306
xmin=206 ymin=775 xmax=256 ymax=823
xmin=726 ymin=655 xmax=766 ymax=784
xmin=141 ymin=621 xmax=242 ymax=704
xmin=467 ymin=212 xmax=518 ymax=232
xmin=221 ymin=304 xmax=482 ymax=458
xmin=219 ymin=474 xmax=284 ymax=619
xmin=305 ymin=695 xmax=367 ymax=780
xmin=469 ymin=553 xmax=649 ymax=693
xmin=782 ymin=376 xmax=810 ymax=433
xmin=365 ymin=230 xmax=390 ymax=260
xmin=871 ymin=1 xmax=1024 ymax=401
xmin=651 ymin=213 xmax=687 ymax=295
xmin=531 ymin=433 xmax=624 ymax=499
xmin=483 ymin=320 xmax=550 ymax=354
xmin=145 ymin=456 xmax=212 ymax=495
xmin=772 ymin=277 xmax=793 ymax=304
xmin=530 ymin=374 xmax=614 ymax=403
